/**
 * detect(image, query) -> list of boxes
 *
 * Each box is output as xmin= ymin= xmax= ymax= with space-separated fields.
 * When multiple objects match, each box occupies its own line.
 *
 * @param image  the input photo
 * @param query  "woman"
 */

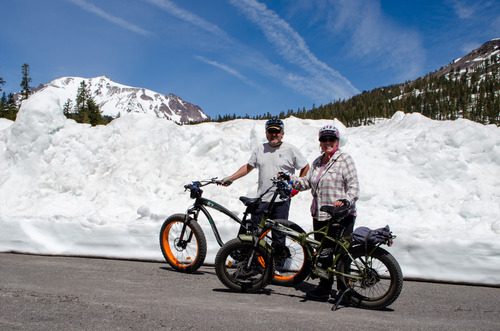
xmin=291 ymin=125 xmax=360 ymax=301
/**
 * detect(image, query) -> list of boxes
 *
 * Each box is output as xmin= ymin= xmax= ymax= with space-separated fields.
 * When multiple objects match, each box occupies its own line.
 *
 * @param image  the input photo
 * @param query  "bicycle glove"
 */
xmin=221 ymin=176 xmax=233 ymax=186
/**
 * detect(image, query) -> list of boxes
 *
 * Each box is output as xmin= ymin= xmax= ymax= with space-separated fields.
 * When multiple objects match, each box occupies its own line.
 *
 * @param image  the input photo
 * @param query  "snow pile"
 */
xmin=1 ymin=92 xmax=499 ymax=285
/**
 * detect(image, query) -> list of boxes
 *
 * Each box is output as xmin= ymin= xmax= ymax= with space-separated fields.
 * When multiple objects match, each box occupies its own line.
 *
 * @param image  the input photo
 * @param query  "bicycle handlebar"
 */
xmin=184 ymin=178 xmax=222 ymax=192
xmin=183 ymin=177 xmax=293 ymax=200
xmin=269 ymin=177 xmax=294 ymax=199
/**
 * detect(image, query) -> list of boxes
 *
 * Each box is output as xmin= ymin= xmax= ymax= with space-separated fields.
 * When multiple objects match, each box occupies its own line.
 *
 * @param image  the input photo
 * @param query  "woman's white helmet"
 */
xmin=318 ymin=125 xmax=339 ymax=140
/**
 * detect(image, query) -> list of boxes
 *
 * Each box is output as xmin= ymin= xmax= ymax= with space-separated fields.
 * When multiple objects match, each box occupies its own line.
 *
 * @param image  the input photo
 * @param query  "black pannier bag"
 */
xmin=352 ymin=225 xmax=392 ymax=245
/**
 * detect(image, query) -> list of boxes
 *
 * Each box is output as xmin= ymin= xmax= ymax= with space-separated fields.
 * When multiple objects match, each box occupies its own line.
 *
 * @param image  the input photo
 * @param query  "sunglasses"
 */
xmin=267 ymin=129 xmax=282 ymax=134
xmin=319 ymin=137 xmax=337 ymax=143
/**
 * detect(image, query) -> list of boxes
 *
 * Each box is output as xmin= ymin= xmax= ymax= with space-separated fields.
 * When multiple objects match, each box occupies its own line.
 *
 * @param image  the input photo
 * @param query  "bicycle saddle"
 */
xmin=239 ymin=196 xmax=260 ymax=207
xmin=320 ymin=200 xmax=350 ymax=221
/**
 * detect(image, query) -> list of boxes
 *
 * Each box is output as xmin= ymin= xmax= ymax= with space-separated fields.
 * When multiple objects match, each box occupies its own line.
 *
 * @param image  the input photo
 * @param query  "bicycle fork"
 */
xmin=245 ymin=235 xmax=262 ymax=269
xmin=177 ymin=214 xmax=196 ymax=249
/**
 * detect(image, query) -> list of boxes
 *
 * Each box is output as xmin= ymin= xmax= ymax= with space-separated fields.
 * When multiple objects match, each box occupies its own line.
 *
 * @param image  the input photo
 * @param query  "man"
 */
xmin=222 ymin=118 xmax=309 ymax=239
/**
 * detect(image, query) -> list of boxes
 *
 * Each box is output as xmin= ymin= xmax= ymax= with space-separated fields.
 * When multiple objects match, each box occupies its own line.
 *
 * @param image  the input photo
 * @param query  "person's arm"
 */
xmin=222 ymin=164 xmax=255 ymax=186
xmin=230 ymin=164 xmax=255 ymax=181
xmin=291 ymin=164 xmax=313 ymax=191
xmin=342 ymin=155 xmax=360 ymax=205
xmin=299 ymin=164 xmax=310 ymax=177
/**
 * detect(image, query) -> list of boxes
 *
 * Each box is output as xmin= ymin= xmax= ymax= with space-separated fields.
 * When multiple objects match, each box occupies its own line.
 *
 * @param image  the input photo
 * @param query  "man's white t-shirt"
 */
xmin=248 ymin=142 xmax=308 ymax=202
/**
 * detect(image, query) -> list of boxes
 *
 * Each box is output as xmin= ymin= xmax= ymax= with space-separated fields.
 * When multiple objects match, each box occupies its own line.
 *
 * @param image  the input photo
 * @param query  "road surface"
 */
xmin=1 ymin=253 xmax=499 ymax=330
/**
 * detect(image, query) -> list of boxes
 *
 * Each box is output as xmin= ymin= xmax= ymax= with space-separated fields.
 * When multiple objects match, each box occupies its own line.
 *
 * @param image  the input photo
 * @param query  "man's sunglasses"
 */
xmin=319 ymin=136 xmax=337 ymax=143
xmin=267 ymin=129 xmax=282 ymax=134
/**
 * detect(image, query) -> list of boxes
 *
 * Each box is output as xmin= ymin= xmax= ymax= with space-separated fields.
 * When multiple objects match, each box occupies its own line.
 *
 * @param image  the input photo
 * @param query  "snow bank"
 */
xmin=0 ymin=95 xmax=499 ymax=285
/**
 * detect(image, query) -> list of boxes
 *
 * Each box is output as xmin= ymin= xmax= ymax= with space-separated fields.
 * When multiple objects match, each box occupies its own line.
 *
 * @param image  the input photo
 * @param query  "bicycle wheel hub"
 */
xmin=174 ymin=238 xmax=188 ymax=251
xmin=362 ymin=267 xmax=380 ymax=287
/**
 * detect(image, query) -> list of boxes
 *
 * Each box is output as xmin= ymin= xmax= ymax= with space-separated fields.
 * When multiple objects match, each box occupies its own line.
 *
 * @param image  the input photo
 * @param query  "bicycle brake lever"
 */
xmin=212 ymin=177 xmax=223 ymax=185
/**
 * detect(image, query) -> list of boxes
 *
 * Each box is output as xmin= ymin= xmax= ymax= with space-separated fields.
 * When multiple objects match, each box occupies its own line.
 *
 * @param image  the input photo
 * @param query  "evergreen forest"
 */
xmin=211 ymin=53 xmax=500 ymax=127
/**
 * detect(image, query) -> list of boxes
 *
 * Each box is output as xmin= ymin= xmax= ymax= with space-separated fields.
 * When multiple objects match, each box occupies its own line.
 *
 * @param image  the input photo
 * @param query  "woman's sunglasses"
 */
xmin=319 ymin=137 xmax=337 ymax=143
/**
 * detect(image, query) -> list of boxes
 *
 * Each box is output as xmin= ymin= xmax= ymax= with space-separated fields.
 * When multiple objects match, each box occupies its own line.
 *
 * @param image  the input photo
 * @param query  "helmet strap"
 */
xmin=329 ymin=145 xmax=338 ymax=158
xmin=330 ymin=145 xmax=339 ymax=157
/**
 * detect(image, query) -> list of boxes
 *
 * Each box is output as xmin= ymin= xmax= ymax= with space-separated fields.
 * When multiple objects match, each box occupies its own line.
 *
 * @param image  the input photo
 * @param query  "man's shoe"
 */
xmin=306 ymin=285 xmax=331 ymax=301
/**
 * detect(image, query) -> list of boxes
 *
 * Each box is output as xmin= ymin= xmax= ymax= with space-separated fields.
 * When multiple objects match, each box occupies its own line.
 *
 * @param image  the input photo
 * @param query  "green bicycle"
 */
xmin=214 ymin=178 xmax=403 ymax=310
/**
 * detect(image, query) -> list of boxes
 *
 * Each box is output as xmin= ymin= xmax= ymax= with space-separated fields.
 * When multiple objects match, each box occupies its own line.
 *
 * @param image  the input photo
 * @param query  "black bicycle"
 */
xmin=159 ymin=178 xmax=308 ymax=286
xmin=214 ymin=178 xmax=403 ymax=310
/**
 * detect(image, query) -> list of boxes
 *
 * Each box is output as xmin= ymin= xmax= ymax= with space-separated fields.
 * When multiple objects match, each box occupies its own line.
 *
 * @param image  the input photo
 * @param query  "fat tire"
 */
xmin=159 ymin=213 xmax=207 ymax=273
xmin=215 ymin=238 xmax=274 ymax=293
xmin=260 ymin=219 xmax=311 ymax=286
xmin=337 ymin=246 xmax=403 ymax=310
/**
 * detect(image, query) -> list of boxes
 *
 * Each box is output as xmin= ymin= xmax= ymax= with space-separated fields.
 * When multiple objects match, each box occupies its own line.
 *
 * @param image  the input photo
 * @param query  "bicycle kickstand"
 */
xmin=331 ymin=286 xmax=352 ymax=311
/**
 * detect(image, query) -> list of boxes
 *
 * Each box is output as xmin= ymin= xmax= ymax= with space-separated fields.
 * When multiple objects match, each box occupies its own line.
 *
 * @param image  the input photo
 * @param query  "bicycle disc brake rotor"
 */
xmin=173 ymin=238 xmax=187 ymax=251
xmin=361 ymin=267 xmax=380 ymax=288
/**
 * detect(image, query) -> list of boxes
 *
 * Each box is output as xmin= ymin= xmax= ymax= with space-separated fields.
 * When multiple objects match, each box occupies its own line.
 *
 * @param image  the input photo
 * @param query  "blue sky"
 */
xmin=1 ymin=0 xmax=499 ymax=119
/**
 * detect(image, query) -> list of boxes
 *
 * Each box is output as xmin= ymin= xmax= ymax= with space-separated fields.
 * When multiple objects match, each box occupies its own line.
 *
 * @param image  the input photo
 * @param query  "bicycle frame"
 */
xmin=215 ymin=186 xmax=403 ymax=310
xmin=259 ymin=217 xmax=380 ymax=283
xmin=182 ymin=177 xmax=293 ymax=248
xmin=186 ymin=196 xmax=244 ymax=246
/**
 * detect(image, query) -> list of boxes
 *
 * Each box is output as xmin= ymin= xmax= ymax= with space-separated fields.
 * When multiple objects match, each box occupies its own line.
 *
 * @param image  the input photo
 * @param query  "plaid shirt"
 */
xmin=292 ymin=150 xmax=360 ymax=221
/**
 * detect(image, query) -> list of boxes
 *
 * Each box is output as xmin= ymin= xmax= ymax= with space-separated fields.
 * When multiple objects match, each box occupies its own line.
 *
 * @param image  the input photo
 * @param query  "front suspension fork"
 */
xmin=245 ymin=235 xmax=262 ymax=269
xmin=177 ymin=214 xmax=196 ymax=248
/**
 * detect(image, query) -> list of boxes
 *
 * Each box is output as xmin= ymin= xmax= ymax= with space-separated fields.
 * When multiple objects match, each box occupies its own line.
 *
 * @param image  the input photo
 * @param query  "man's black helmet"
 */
xmin=265 ymin=118 xmax=284 ymax=131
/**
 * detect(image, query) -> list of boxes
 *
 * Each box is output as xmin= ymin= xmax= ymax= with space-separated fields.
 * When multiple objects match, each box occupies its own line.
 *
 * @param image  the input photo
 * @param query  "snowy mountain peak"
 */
xmin=35 ymin=76 xmax=209 ymax=123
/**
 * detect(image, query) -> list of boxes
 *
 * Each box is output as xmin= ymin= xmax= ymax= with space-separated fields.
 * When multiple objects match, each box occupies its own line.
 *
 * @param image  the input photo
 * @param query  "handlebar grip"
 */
xmin=278 ymin=172 xmax=290 ymax=182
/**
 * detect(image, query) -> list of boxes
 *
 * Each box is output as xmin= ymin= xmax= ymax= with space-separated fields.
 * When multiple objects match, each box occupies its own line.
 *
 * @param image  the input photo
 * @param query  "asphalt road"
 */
xmin=1 ymin=253 xmax=499 ymax=330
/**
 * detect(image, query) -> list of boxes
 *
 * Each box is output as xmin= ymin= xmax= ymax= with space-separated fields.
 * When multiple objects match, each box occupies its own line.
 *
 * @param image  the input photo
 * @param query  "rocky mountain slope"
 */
xmin=433 ymin=38 xmax=500 ymax=77
xmin=297 ymin=38 xmax=499 ymax=126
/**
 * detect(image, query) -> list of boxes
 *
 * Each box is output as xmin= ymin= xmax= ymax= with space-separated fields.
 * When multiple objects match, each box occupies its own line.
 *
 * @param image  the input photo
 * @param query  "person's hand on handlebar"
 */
xmin=277 ymin=172 xmax=290 ymax=182
xmin=221 ymin=176 xmax=233 ymax=186
xmin=276 ymin=172 xmax=299 ymax=197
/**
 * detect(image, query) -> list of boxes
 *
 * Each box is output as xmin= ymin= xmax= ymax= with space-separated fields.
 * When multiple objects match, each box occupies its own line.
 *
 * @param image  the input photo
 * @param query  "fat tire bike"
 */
xmin=159 ymin=178 xmax=308 ymax=286
xmin=214 ymin=179 xmax=403 ymax=310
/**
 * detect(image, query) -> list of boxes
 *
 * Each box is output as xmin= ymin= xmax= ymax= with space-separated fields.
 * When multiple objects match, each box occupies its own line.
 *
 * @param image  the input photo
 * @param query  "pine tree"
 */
xmin=6 ymin=93 xmax=18 ymax=120
xmin=87 ymin=98 xmax=104 ymax=126
xmin=75 ymin=81 xmax=91 ymax=124
xmin=63 ymin=99 xmax=74 ymax=119
xmin=0 ymin=92 xmax=6 ymax=117
xmin=75 ymin=81 xmax=90 ymax=111
xmin=73 ymin=80 xmax=104 ymax=126
xmin=20 ymin=63 xmax=32 ymax=100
